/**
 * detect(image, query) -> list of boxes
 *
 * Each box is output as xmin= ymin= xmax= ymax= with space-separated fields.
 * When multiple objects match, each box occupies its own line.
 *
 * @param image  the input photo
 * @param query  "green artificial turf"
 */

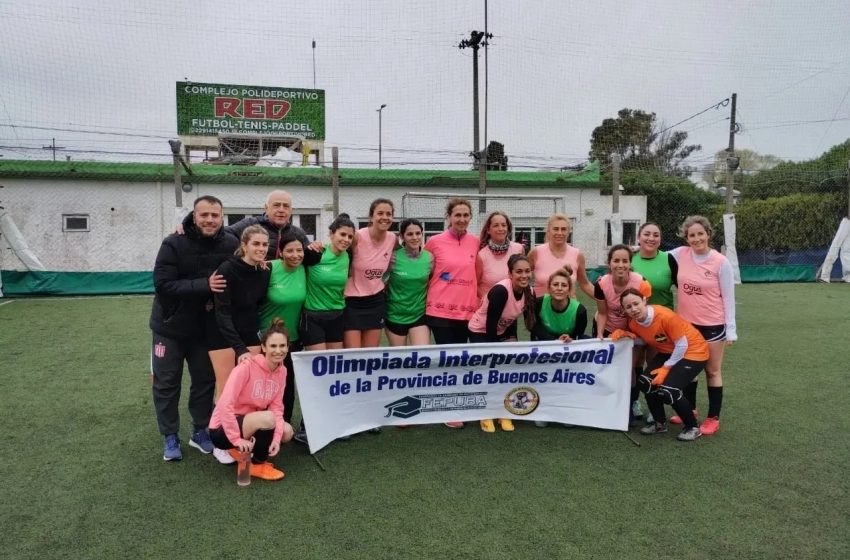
xmin=0 ymin=284 xmax=848 ymax=559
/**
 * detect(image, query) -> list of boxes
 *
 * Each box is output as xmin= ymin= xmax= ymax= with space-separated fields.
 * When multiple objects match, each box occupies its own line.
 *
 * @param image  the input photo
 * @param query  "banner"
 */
xmin=176 ymin=81 xmax=325 ymax=139
xmin=292 ymin=339 xmax=633 ymax=453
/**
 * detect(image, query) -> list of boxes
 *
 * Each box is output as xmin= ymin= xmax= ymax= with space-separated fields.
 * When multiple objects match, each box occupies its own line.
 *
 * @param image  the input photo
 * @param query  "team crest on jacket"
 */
xmin=154 ymin=342 xmax=166 ymax=358
xmin=504 ymin=386 xmax=539 ymax=416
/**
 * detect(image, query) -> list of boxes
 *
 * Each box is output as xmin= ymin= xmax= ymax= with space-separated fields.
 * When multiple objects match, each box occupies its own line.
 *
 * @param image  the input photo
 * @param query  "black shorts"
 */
xmin=694 ymin=324 xmax=726 ymax=343
xmin=384 ymin=315 xmax=427 ymax=337
xmin=343 ymin=292 xmax=386 ymax=331
xmin=209 ymin=415 xmax=245 ymax=448
xmin=204 ymin=313 xmax=260 ymax=352
xmin=300 ymin=309 xmax=345 ymax=346
xmin=468 ymin=322 xmax=517 ymax=343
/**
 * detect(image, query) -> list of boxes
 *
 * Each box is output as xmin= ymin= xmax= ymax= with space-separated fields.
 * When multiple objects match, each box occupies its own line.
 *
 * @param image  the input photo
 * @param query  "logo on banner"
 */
xmin=154 ymin=342 xmax=166 ymax=358
xmin=503 ymin=386 xmax=539 ymax=415
xmin=384 ymin=392 xmax=488 ymax=418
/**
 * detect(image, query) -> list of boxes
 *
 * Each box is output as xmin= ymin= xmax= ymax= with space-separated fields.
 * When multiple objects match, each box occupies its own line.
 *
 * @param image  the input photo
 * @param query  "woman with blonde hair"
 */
xmin=528 ymin=213 xmax=593 ymax=299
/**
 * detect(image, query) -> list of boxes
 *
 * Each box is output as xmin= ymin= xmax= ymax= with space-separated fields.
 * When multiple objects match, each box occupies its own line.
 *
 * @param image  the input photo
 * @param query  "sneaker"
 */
xmin=250 ymin=462 xmax=285 ymax=481
xmin=188 ymin=429 xmax=214 ymax=454
xmin=368 ymin=427 xmax=382 ymax=434
xmin=480 ymin=419 xmax=496 ymax=433
xmin=670 ymin=409 xmax=698 ymax=425
xmin=639 ymin=422 xmax=668 ymax=436
xmin=293 ymin=427 xmax=309 ymax=445
xmin=213 ymin=447 xmax=236 ymax=465
xmin=631 ymin=400 xmax=644 ymax=419
xmin=499 ymin=419 xmax=515 ymax=432
xmin=699 ymin=416 xmax=720 ymax=435
xmin=644 ymin=411 xmax=655 ymax=424
xmin=677 ymin=427 xmax=702 ymax=442
xmin=534 ymin=421 xmax=549 ymax=428
xmin=445 ymin=421 xmax=464 ymax=429
xmin=163 ymin=434 xmax=182 ymax=461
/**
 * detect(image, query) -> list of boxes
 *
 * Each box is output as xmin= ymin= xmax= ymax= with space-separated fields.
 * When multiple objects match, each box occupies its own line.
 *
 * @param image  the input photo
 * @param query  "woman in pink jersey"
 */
xmin=476 ymin=211 xmax=525 ymax=301
xmin=593 ymin=244 xmax=652 ymax=425
xmin=425 ymin=198 xmax=479 ymax=429
xmin=208 ymin=319 xmax=295 ymax=481
xmin=668 ymin=216 xmax=736 ymax=435
xmin=343 ymin=198 xmax=398 ymax=349
xmin=528 ymin=213 xmax=594 ymax=299
xmin=468 ymin=254 xmax=534 ymax=433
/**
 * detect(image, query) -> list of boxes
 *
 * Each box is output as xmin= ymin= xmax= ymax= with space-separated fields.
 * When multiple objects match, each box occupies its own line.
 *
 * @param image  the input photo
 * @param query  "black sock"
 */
xmin=671 ymin=398 xmax=698 ymax=429
xmin=684 ymin=381 xmax=698 ymax=410
xmin=707 ymin=386 xmax=723 ymax=418
xmin=630 ymin=385 xmax=640 ymax=403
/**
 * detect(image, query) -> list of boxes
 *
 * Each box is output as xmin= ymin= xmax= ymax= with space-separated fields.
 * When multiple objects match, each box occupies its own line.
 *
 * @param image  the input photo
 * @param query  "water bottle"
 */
xmin=236 ymin=450 xmax=251 ymax=486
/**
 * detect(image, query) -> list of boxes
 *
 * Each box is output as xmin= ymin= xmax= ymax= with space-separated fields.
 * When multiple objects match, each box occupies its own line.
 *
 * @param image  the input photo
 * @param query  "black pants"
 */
xmin=209 ymin=417 xmax=275 ymax=463
xmin=281 ymin=341 xmax=303 ymax=423
xmin=638 ymin=354 xmax=706 ymax=430
xmin=151 ymin=332 xmax=216 ymax=436
xmin=427 ymin=317 xmax=469 ymax=345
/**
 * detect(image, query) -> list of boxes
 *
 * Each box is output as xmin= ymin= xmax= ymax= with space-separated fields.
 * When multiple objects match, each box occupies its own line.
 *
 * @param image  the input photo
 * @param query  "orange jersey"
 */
xmin=628 ymin=305 xmax=709 ymax=361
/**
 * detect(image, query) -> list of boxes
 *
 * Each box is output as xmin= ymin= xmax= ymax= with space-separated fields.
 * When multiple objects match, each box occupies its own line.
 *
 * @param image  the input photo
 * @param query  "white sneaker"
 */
xmin=213 ymin=447 xmax=236 ymax=465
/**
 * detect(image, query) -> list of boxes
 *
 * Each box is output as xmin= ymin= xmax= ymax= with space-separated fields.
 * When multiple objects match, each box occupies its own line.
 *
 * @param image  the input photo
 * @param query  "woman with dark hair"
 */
xmin=385 ymin=218 xmax=433 ymax=347
xmin=259 ymin=230 xmax=306 ymax=425
xmin=344 ymin=198 xmax=397 ymax=349
xmin=631 ymin=222 xmax=677 ymax=309
xmin=530 ymin=265 xmax=588 ymax=343
xmin=476 ymin=211 xmax=524 ymax=301
xmin=208 ymin=319 xmax=295 ymax=480
xmin=611 ymin=288 xmax=708 ymax=442
xmin=668 ymin=215 xmax=737 ymax=435
xmin=300 ymin=214 xmax=356 ymax=351
xmin=424 ymin=198 xmax=479 ymax=428
xmin=468 ymin=254 xmax=534 ymax=433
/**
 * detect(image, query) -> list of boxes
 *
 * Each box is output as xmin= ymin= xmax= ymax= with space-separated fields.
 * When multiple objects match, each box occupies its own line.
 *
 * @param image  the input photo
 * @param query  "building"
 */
xmin=0 ymin=159 xmax=645 ymax=295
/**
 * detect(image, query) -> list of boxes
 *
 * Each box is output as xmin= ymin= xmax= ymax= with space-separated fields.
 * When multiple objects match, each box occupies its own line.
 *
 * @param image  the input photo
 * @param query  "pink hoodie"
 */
xmin=209 ymin=353 xmax=286 ymax=444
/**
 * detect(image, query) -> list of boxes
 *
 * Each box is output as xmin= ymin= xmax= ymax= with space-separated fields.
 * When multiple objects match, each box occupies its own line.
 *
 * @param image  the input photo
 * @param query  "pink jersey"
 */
xmin=469 ymin=279 xmax=526 ymax=335
xmin=477 ymin=242 xmax=525 ymax=300
xmin=425 ymin=230 xmax=480 ymax=321
xmin=676 ymin=247 xmax=727 ymax=326
xmin=344 ymin=228 xmax=397 ymax=297
xmin=532 ymin=243 xmax=580 ymax=297
xmin=209 ymin=354 xmax=286 ymax=445
xmin=596 ymin=272 xmax=652 ymax=331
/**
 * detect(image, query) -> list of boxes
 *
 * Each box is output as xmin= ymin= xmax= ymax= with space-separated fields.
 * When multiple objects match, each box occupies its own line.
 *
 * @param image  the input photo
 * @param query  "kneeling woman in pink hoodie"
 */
xmin=209 ymin=318 xmax=294 ymax=481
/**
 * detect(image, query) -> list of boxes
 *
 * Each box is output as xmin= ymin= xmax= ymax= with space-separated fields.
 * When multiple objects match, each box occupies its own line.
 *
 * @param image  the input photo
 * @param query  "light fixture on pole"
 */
xmin=377 ymin=104 xmax=387 ymax=169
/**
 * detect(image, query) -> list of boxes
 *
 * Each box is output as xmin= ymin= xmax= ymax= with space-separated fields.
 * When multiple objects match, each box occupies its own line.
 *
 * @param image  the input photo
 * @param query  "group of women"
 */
xmin=206 ymin=196 xmax=737 ymax=480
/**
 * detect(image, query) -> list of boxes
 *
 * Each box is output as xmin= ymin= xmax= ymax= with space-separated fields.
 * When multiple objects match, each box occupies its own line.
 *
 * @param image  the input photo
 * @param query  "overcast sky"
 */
xmin=1 ymin=0 xmax=848 ymax=172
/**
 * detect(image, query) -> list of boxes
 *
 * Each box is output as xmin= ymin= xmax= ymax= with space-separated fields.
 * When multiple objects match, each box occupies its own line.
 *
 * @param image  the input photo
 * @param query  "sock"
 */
xmin=671 ymin=398 xmax=698 ymax=429
xmin=707 ymin=386 xmax=723 ymax=418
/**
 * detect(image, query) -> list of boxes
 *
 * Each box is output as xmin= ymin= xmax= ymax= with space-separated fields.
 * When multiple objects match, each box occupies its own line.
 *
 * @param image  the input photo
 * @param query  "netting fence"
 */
xmin=1 ymin=2 xmax=849 ymax=293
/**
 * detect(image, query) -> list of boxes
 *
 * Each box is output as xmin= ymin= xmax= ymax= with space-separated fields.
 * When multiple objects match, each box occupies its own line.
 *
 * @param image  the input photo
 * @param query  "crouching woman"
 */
xmin=209 ymin=319 xmax=295 ymax=480
xmin=612 ymin=288 xmax=709 ymax=442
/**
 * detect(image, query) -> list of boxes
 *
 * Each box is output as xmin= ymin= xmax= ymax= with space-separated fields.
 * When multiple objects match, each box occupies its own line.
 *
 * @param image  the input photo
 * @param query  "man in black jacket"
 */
xmin=227 ymin=190 xmax=309 ymax=259
xmin=150 ymin=195 xmax=238 ymax=462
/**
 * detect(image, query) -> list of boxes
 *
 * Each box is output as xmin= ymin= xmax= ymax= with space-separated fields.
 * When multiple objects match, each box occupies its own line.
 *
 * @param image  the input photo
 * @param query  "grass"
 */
xmin=0 ymin=284 xmax=848 ymax=559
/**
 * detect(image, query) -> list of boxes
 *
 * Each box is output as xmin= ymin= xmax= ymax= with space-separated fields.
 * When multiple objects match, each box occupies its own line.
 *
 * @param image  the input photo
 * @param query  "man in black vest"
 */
xmin=150 ymin=195 xmax=238 ymax=462
xmin=227 ymin=190 xmax=309 ymax=259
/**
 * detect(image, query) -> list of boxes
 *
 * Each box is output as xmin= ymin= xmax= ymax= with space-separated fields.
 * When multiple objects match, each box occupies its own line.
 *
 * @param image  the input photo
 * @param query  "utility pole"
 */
xmin=41 ymin=138 xmax=65 ymax=161
xmin=483 ymin=0 xmax=489 ymax=158
xmin=331 ymin=147 xmax=339 ymax=216
xmin=725 ymin=93 xmax=739 ymax=213
xmin=377 ymin=104 xmax=386 ymax=169
xmin=458 ymin=30 xmax=491 ymax=171
xmin=612 ymin=154 xmax=621 ymax=214
xmin=312 ymin=40 xmax=317 ymax=89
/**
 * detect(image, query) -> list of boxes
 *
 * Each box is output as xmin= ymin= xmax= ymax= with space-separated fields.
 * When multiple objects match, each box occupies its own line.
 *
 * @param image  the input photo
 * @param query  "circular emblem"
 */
xmin=503 ymin=386 xmax=540 ymax=416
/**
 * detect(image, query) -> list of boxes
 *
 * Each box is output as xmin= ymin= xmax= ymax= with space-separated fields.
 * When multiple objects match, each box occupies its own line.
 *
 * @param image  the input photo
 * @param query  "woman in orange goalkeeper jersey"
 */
xmin=611 ymin=288 xmax=709 ymax=442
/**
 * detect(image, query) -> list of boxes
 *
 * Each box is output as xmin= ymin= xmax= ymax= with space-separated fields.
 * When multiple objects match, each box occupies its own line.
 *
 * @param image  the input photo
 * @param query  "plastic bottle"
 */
xmin=236 ymin=451 xmax=251 ymax=486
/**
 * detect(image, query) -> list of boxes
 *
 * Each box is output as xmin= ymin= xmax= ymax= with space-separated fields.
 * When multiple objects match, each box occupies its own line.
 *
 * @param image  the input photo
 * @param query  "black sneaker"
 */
xmin=368 ymin=427 xmax=382 ymax=434
xmin=293 ymin=427 xmax=308 ymax=446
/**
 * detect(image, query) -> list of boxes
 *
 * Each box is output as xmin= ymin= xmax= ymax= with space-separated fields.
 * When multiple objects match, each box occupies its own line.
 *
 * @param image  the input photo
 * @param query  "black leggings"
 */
xmin=637 ymin=354 xmax=707 ymax=429
xmin=427 ymin=318 xmax=469 ymax=345
xmin=281 ymin=341 xmax=303 ymax=424
xmin=209 ymin=416 xmax=275 ymax=463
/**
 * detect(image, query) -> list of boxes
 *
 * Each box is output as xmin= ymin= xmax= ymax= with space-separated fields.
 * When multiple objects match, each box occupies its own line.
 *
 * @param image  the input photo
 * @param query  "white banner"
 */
xmin=292 ymin=339 xmax=633 ymax=453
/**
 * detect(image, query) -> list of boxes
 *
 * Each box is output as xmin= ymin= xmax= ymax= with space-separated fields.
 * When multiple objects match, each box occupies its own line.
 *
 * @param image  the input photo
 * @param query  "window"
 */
xmin=63 ymin=214 xmax=90 ymax=232
xmin=606 ymin=220 xmax=639 ymax=246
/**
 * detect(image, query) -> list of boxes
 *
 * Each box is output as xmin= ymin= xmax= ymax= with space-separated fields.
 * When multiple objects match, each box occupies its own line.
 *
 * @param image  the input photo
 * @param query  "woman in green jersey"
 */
xmin=300 ymin=214 xmax=355 ymax=351
xmin=259 ymin=230 xmax=306 ymax=424
xmin=385 ymin=218 xmax=433 ymax=346
xmin=631 ymin=222 xmax=677 ymax=309
xmin=530 ymin=265 xmax=588 ymax=342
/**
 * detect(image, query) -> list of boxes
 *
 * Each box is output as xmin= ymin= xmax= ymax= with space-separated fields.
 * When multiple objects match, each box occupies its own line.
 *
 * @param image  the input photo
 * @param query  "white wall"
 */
xmin=0 ymin=178 xmax=645 ymax=271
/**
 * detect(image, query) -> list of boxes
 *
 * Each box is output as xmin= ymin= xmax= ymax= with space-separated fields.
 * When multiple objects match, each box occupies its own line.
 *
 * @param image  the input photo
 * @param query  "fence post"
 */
xmin=332 ymin=147 xmax=339 ymax=216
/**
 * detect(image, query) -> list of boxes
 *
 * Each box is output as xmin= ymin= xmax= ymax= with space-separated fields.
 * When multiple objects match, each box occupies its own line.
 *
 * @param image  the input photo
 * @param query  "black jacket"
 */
xmin=149 ymin=213 xmax=239 ymax=339
xmin=227 ymin=214 xmax=308 ymax=260
xmin=213 ymin=255 xmax=271 ymax=356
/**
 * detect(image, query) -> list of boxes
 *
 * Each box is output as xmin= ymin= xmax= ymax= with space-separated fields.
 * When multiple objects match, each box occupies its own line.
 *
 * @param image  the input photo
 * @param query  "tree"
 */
xmin=589 ymin=108 xmax=701 ymax=176
xmin=702 ymin=148 xmax=783 ymax=188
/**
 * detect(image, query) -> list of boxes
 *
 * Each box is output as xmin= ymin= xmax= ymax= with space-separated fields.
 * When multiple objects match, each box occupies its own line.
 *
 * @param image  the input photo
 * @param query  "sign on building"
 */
xmin=176 ymin=81 xmax=325 ymax=139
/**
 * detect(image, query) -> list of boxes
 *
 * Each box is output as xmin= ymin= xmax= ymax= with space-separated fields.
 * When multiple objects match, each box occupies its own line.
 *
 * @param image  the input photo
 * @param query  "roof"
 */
xmin=0 ymin=159 xmax=602 ymax=189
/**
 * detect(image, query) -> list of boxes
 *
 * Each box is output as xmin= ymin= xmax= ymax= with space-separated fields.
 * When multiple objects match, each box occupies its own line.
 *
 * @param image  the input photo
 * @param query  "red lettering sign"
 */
xmin=214 ymin=97 xmax=292 ymax=120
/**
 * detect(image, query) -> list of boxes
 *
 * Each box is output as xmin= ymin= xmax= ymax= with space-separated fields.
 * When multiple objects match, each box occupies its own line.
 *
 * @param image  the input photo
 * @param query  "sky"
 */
xmin=1 ymin=0 xmax=849 ymax=173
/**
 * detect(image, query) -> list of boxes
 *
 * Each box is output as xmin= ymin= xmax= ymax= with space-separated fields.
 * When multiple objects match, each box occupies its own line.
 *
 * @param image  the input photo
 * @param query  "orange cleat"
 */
xmin=699 ymin=416 xmax=720 ymax=435
xmin=250 ymin=462 xmax=285 ymax=481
